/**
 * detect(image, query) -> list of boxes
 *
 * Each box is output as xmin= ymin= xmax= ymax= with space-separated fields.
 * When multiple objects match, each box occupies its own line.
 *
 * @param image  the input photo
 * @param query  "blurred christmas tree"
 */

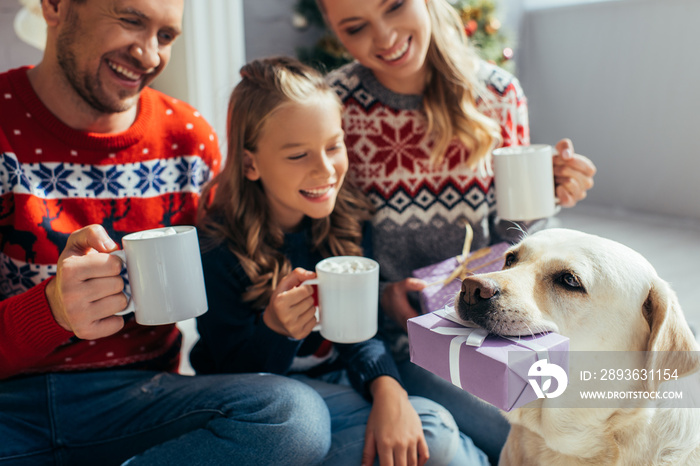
xmin=293 ymin=0 xmax=514 ymax=73
xmin=453 ymin=0 xmax=514 ymax=72
xmin=292 ymin=0 xmax=352 ymax=72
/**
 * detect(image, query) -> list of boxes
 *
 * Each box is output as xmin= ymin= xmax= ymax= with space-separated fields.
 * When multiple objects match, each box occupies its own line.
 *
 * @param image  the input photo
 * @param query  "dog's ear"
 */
xmin=643 ymin=277 xmax=700 ymax=385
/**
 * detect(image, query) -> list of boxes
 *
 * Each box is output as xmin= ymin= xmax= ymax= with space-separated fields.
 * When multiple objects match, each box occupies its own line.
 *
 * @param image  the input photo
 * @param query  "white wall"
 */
xmin=0 ymin=0 xmax=42 ymax=71
xmin=516 ymin=0 xmax=700 ymax=220
xmin=242 ymin=0 xmax=322 ymax=61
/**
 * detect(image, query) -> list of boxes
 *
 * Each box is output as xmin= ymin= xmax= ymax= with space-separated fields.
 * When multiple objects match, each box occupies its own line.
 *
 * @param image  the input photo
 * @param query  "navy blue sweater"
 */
xmin=190 ymin=221 xmax=401 ymax=399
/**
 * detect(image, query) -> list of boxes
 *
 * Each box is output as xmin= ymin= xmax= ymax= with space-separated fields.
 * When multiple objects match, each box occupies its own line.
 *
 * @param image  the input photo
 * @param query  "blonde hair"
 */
xmin=198 ymin=56 xmax=373 ymax=309
xmin=318 ymin=0 xmax=502 ymax=173
xmin=424 ymin=0 xmax=502 ymax=172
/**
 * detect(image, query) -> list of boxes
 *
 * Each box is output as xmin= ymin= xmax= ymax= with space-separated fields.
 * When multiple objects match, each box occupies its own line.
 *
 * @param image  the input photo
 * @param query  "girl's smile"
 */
xmin=300 ymin=183 xmax=337 ymax=201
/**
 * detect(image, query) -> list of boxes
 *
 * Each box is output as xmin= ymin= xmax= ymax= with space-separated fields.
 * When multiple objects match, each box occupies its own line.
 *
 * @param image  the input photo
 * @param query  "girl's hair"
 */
xmin=317 ymin=0 xmax=502 ymax=173
xmin=198 ymin=56 xmax=373 ymax=309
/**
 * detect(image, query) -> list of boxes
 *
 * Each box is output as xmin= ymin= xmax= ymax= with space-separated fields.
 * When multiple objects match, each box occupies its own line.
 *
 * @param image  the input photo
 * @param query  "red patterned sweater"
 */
xmin=0 ymin=67 xmax=221 ymax=380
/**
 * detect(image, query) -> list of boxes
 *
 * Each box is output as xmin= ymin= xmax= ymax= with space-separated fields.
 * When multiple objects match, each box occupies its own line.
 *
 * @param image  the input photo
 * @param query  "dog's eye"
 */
xmin=504 ymin=253 xmax=516 ymax=268
xmin=560 ymin=273 xmax=583 ymax=290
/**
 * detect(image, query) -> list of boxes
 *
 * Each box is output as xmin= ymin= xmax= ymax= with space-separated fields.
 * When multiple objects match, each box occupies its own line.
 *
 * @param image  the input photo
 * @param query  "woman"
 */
xmin=317 ymin=0 xmax=596 ymax=463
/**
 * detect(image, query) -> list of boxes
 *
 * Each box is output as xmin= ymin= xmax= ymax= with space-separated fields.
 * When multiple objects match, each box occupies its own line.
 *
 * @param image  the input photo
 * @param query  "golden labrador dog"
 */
xmin=454 ymin=228 xmax=700 ymax=465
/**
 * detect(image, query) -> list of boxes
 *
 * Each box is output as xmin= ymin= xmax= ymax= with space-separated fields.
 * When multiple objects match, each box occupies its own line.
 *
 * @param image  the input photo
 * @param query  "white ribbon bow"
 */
xmin=430 ymin=305 xmax=550 ymax=390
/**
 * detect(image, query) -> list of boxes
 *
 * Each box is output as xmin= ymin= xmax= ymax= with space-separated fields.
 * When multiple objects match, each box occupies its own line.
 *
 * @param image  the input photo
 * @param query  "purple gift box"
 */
xmin=407 ymin=308 xmax=570 ymax=412
xmin=412 ymin=242 xmax=511 ymax=314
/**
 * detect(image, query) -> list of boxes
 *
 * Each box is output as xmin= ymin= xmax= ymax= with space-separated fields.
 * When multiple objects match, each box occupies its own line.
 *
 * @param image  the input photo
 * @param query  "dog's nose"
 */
xmin=460 ymin=276 xmax=500 ymax=305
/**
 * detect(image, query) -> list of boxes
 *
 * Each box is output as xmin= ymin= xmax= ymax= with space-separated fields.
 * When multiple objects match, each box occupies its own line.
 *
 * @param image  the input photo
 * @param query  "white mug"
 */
xmin=493 ymin=144 xmax=560 ymax=221
xmin=303 ymin=256 xmax=379 ymax=343
xmin=112 ymin=226 xmax=208 ymax=326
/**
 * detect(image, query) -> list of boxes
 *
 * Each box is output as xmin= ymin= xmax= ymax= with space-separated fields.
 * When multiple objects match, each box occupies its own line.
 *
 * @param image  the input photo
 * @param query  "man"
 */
xmin=0 ymin=1 xmax=330 ymax=464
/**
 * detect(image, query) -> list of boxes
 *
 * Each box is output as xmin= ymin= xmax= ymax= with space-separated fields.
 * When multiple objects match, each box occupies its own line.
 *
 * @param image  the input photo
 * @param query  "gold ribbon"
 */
xmin=442 ymin=223 xmax=504 ymax=285
xmin=423 ymin=223 xmax=506 ymax=288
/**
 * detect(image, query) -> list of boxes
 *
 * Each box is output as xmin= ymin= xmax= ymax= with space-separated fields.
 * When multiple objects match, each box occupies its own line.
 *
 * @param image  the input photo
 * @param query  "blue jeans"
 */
xmin=398 ymin=360 xmax=511 ymax=466
xmin=294 ymin=372 xmax=489 ymax=466
xmin=0 ymin=370 xmax=331 ymax=466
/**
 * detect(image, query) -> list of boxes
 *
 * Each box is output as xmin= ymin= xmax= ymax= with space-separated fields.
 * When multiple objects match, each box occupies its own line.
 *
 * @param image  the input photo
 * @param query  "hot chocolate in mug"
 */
xmin=302 ymin=256 xmax=379 ymax=344
xmin=112 ymin=225 xmax=208 ymax=325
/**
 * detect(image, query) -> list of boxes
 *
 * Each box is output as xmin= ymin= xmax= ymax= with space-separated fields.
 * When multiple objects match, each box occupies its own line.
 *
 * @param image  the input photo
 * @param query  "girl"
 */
xmin=317 ymin=0 xmax=597 ymax=463
xmin=190 ymin=57 xmax=489 ymax=466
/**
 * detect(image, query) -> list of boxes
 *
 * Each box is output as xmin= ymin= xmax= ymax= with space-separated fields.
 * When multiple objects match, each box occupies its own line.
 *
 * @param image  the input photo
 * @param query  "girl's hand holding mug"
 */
xmin=263 ymin=268 xmax=318 ymax=340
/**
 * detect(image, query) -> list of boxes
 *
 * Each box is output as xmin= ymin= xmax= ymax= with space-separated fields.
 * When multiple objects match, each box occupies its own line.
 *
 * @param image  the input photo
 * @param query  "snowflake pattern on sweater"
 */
xmin=0 ymin=67 xmax=220 ymax=379
xmin=0 ymin=153 xmax=211 ymax=289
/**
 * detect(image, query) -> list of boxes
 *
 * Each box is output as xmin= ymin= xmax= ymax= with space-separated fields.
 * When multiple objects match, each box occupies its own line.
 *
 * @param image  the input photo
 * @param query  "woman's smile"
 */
xmin=377 ymin=37 xmax=411 ymax=63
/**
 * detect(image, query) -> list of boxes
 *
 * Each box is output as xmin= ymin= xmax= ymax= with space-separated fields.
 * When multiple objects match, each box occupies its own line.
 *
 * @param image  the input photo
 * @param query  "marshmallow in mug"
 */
xmin=305 ymin=256 xmax=379 ymax=343
xmin=317 ymin=258 xmax=377 ymax=274
xmin=132 ymin=227 xmax=178 ymax=239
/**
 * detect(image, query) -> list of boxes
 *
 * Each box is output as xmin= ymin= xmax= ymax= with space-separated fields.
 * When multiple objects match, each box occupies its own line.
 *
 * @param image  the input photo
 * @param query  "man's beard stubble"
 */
xmin=55 ymin=9 xmax=142 ymax=115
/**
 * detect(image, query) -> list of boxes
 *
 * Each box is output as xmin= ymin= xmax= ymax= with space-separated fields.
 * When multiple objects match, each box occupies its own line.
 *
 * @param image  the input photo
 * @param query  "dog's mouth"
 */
xmin=461 ymin=306 xmax=557 ymax=337
xmin=455 ymin=277 xmax=559 ymax=336
xmin=457 ymin=302 xmax=524 ymax=336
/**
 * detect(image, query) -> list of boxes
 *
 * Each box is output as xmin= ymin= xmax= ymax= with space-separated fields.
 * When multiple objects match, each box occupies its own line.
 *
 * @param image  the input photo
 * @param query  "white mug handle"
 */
xmin=300 ymin=278 xmax=321 ymax=331
xmin=110 ymin=250 xmax=135 ymax=316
